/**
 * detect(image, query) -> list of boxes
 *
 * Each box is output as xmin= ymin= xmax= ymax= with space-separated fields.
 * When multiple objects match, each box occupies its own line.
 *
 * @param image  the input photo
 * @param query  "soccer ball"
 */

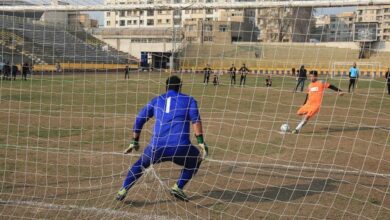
xmin=280 ymin=123 xmax=290 ymax=133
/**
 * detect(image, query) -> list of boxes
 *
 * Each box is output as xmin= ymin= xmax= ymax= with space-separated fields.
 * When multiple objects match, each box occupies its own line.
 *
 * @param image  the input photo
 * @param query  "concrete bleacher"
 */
xmin=0 ymin=15 xmax=133 ymax=65
xmin=180 ymin=43 xmax=390 ymax=70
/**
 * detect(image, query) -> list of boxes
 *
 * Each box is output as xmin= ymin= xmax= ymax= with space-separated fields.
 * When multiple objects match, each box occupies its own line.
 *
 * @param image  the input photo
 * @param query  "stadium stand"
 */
xmin=179 ymin=43 xmax=390 ymax=70
xmin=0 ymin=15 xmax=137 ymax=65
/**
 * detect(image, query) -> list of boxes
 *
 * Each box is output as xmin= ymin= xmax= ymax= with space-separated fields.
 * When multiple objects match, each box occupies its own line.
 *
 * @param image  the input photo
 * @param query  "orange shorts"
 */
xmin=297 ymin=104 xmax=320 ymax=118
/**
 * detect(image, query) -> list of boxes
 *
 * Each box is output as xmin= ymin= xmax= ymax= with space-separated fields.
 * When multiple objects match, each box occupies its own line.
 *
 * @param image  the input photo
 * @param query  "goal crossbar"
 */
xmin=0 ymin=0 xmax=389 ymax=12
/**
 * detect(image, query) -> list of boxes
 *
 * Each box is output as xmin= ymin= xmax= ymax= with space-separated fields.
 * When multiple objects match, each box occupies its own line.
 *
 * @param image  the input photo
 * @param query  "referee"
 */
xmin=348 ymin=62 xmax=359 ymax=93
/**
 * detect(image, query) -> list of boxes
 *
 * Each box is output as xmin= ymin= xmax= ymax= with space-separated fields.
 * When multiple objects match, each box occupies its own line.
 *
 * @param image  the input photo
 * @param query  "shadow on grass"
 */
xmin=202 ymin=178 xmax=337 ymax=204
xmin=316 ymin=126 xmax=390 ymax=134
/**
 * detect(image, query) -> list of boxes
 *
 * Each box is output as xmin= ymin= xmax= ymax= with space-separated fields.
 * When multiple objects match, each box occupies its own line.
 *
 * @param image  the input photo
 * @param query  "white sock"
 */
xmin=296 ymin=119 xmax=307 ymax=131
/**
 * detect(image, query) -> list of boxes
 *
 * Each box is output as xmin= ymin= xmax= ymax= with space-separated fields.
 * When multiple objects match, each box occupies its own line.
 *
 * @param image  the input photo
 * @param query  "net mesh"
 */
xmin=1 ymin=1 xmax=390 ymax=219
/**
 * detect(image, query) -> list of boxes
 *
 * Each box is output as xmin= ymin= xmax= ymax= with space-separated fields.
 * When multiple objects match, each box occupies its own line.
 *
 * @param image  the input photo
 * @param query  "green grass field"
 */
xmin=0 ymin=72 xmax=389 ymax=219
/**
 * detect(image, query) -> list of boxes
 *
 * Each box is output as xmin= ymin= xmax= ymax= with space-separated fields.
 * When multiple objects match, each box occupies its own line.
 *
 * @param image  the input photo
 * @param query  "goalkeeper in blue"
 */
xmin=116 ymin=75 xmax=208 ymax=202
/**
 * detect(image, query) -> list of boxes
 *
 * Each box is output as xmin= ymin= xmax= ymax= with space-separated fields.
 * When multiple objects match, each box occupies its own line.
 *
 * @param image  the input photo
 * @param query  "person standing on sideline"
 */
xmin=349 ymin=62 xmax=359 ymax=93
xmin=11 ymin=63 xmax=18 ymax=80
xmin=265 ymin=74 xmax=272 ymax=87
xmin=212 ymin=71 xmax=219 ymax=86
xmin=203 ymin=64 xmax=212 ymax=85
xmin=125 ymin=65 xmax=130 ymax=79
xmin=3 ymin=61 xmax=11 ymax=80
xmin=228 ymin=64 xmax=237 ymax=85
xmin=22 ymin=62 xmax=30 ymax=80
xmin=291 ymin=68 xmax=296 ymax=76
xmin=239 ymin=63 xmax=250 ymax=86
xmin=55 ymin=62 xmax=62 ymax=73
xmin=294 ymin=65 xmax=307 ymax=92
xmin=385 ymin=68 xmax=390 ymax=95
xmin=116 ymin=75 xmax=208 ymax=202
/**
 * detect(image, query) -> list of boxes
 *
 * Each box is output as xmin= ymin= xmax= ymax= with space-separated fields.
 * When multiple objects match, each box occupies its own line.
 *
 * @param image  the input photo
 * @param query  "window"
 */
xmin=204 ymin=24 xmax=213 ymax=32
xmin=166 ymin=19 xmax=170 ymax=24
xmin=157 ymin=19 xmax=162 ymax=24
xmin=204 ymin=36 xmax=213 ymax=41
xmin=120 ymin=11 xmax=126 ymax=17
xmin=140 ymin=11 xmax=144 ymax=16
xmin=147 ymin=19 xmax=154 ymax=26
xmin=140 ymin=20 xmax=144 ymax=25
xmin=134 ymin=20 xmax=138 ymax=25
xmin=106 ymin=21 xmax=111 ymax=26
xmin=127 ymin=20 xmax=131 ymax=25
xmin=120 ymin=20 xmax=126 ymax=26
xmin=219 ymin=25 xmax=228 ymax=32
xmin=106 ymin=12 xmax=111 ymax=16
xmin=147 ymin=10 xmax=154 ymax=16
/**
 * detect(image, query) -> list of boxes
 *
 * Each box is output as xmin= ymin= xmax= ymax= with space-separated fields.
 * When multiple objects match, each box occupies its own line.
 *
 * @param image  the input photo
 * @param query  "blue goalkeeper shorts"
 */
xmin=122 ymin=144 xmax=202 ymax=190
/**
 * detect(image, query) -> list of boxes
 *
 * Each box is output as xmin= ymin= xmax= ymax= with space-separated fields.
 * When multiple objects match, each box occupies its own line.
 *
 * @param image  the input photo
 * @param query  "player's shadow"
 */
xmin=317 ymin=126 xmax=390 ymax=134
xmin=124 ymin=199 xmax=172 ymax=207
xmin=202 ymin=178 xmax=337 ymax=204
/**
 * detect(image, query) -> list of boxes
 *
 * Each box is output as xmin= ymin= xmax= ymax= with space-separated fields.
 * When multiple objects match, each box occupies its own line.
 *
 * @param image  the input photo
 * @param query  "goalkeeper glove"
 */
xmin=196 ymin=134 xmax=208 ymax=160
xmin=123 ymin=138 xmax=140 ymax=154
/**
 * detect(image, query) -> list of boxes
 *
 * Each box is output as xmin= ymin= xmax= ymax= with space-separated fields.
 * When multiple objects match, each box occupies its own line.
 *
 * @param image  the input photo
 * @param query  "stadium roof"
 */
xmin=0 ymin=0 xmax=34 ymax=6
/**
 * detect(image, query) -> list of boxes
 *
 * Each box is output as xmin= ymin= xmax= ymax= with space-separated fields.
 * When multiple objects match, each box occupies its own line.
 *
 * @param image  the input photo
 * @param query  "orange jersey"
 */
xmin=306 ymin=80 xmax=330 ymax=106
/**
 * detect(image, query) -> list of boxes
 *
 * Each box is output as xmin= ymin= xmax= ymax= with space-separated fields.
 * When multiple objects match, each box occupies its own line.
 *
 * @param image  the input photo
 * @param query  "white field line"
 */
xmin=0 ymin=199 xmax=173 ymax=220
xmin=2 ymin=144 xmax=390 ymax=178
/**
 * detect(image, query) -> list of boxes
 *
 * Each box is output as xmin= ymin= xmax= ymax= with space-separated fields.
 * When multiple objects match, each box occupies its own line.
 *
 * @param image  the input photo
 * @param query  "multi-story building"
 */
xmin=256 ymin=7 xmax=314 ymax=42
xmin=328 ymin=12 xmax=354 ymax=42
xmin=313 ymin=12 xmax=354 ymax=42
xmin=105 ymin=0 xmax=178 ymax=28
xmin=356 ymin=6 xmax=390 ymax=41
xmin=104 ymin=0 xmax=255 ymax=29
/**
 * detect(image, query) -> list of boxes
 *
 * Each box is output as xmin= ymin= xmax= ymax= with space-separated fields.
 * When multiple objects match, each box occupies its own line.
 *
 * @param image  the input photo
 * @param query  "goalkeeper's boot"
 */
xmin=116 ymin=187 xmax=128 ymax=201
xmin=170 ymin=184 xmax=189 ymax=202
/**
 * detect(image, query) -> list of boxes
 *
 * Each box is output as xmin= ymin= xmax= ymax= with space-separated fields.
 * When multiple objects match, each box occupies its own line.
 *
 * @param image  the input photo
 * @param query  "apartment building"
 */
xmin=313 ymin=12 xmax=354 ymax=42
xmin=356 ymin=5 xmax=390 ymax=41
xmin=256 ymin=7 xmax=314 ymax=42
xmin=104 ymin=0 xmax=255 ymax=28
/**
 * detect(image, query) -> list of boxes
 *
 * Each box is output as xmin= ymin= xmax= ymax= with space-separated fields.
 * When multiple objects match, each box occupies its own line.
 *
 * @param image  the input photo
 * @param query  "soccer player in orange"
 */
xmin=292 ymin=70 xmax=343 ymax=134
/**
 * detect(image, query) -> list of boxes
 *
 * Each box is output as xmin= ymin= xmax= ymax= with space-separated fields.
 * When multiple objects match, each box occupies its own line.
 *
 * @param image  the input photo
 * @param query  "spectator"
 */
xmin=265 ymin=74 xmax=272 ymax=87
xmin=239 ymin=64 xmax=250 ymax=86
xmin=349 ymin=62 xmax=359 ymax=93
xmin=385 ymin=68 xmax=390 ymax=95
xmin=203 ymin=64 xmax=212 ymax=85
xmin=294 ymin=65 xmax=307 ymax=92
xmin=228 ymin=64 xmax=237 ymax=85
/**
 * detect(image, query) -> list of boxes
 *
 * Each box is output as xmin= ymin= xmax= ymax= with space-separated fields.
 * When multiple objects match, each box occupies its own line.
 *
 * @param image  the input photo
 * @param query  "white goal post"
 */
xmin=331 ymin=61 xmax=382 ymax=79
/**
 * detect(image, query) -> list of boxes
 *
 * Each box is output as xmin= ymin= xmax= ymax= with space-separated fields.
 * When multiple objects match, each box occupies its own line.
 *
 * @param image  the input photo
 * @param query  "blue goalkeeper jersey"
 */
xmin=133 ymin=90 xmax=201 ymax=147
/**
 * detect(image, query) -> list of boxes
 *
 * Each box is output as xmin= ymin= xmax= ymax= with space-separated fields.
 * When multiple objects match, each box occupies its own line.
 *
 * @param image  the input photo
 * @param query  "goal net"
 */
xmin=1 ymin=1 xmax=390 ymax=219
